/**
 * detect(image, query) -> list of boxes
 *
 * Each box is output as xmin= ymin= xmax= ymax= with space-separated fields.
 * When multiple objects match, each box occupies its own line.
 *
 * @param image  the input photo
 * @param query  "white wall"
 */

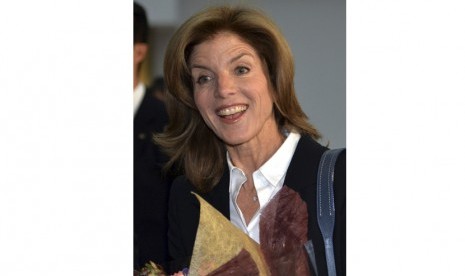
xmin=139 ymin=0 xmax=346 ymax=148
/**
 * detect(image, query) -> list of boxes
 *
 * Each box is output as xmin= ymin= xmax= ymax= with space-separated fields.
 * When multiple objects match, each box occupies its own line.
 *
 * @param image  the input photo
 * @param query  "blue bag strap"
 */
xmin=317 ymin=148 xmax=344 ymax=276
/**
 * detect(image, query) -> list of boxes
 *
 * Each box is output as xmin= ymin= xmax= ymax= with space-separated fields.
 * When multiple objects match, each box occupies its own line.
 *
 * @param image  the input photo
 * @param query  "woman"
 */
xmin=156 ymin=6 xmax=345 ymax=275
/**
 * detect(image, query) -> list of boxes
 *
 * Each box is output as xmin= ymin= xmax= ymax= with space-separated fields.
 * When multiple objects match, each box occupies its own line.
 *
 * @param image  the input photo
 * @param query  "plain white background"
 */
xmin=1 ymin=0 xmax=464 ymax=275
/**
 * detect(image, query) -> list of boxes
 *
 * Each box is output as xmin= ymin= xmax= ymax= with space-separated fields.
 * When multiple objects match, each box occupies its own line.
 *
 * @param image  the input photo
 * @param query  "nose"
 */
xmin=215 ymin=73 xmax=236 ymax=98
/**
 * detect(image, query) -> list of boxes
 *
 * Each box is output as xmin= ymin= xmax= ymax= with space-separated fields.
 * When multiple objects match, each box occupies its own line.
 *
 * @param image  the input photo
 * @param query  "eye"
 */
xmin=196 ymin=75 xmax=212 ymax=85
xmin=235 ymin=66 xmax=250 ymax=75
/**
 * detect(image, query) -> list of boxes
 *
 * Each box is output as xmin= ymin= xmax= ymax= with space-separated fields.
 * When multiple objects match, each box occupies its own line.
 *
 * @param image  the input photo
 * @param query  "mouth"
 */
xmin=216 ymin=105 xmax=248 ymax=121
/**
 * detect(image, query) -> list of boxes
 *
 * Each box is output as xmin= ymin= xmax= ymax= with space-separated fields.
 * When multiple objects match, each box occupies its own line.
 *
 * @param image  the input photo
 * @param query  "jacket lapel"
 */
xmin=203 ymin=168 xmax=231 ymax=219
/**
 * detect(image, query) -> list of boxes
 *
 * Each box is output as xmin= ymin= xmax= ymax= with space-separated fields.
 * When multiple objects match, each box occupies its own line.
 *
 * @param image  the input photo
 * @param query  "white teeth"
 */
xmin=217 ymin=105 xmax=247 ymax=116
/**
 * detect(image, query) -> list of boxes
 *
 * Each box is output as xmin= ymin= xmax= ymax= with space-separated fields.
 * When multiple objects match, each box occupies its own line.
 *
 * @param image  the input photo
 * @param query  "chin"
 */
xmin=219 ymin=134 xmax=250 ymax=147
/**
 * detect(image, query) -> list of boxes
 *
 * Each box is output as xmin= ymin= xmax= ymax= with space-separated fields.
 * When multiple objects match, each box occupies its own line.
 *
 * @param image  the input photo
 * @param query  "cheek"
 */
xmin=194 ymin=93 xmax=212 ymax=120
xmin=256 ymin=85 xmax=275 ymax=113
xmin=193 ymin=90 xmax=204 ymax=111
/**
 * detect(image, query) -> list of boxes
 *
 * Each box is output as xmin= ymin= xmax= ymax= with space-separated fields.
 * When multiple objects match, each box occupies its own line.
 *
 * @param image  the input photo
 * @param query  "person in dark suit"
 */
xmin=147 ymin=76 xmax=167 ymax=103
xmin=133 ymin=2 xmax=171 ymax=271
xmin=155 ymin=6 xmax=345 ymax=275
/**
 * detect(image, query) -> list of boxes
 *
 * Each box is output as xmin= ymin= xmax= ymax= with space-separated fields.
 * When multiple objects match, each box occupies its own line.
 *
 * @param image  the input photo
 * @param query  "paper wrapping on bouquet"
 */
xmin=258 ymin=186 xmax=310 ymax=275
xmin=189 ymin=193 xmax=270 ymax=275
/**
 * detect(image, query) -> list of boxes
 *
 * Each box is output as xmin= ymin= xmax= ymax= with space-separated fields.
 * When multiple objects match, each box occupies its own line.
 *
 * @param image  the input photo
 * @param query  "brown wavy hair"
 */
xmin=155 ymin=5 xmax=321 ymax=192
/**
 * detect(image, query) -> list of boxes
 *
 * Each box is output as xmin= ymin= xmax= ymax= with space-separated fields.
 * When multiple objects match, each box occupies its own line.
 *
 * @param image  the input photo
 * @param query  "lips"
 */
xmin=216 ymin=105 xmax=248 ymax=121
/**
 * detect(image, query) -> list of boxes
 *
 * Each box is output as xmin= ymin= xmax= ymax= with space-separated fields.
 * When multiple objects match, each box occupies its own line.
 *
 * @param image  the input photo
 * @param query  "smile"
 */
xmin=216 ymin=105 xmax=248 ymax=116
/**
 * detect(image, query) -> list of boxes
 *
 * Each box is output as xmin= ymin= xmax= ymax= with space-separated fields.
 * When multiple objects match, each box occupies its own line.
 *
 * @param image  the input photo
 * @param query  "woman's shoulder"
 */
xmin=170 ymin=171 xmax=231 ymax=219
xmin=292 ymin=134 xmax=327 ymax=167
xmin=170 ymin=175 xmax=198 ymax=199
xmin=286 ymin=134 xmax=345 ymax=190
xmin=297 ymin=134 xmax=345 ymax=165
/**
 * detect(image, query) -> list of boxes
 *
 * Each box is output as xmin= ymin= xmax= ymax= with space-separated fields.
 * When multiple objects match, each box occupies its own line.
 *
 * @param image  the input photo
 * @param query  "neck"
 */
xmin=227 ymin=126 xmax=284 ymax=176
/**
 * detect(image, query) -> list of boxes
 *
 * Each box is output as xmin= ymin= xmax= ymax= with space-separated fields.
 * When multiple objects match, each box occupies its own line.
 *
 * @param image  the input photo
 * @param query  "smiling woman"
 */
xmin=190 ymin=32 xmax=278 ymax=149
xmin=154 ymin=5 xmax=345 ymax=276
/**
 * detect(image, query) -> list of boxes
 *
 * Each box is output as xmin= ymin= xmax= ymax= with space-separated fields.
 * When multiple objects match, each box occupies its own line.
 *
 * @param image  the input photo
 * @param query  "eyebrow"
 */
xmin=229 ymin=52 xmax=253 ymax=64
xmin=190 ymin=64 xmax=210 ymax=71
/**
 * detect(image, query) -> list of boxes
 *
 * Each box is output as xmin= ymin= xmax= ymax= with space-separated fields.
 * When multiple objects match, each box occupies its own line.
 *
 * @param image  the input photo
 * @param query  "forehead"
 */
xmin=189 ymin=31 xmax=258 ymax=62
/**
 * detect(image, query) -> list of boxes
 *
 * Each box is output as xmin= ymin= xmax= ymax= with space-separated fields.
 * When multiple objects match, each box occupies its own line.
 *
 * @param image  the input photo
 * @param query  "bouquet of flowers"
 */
xmin=186 ymin=189 xmax=310 ymax=275
xmin=136 ymin=187 xmax=310 ymax=275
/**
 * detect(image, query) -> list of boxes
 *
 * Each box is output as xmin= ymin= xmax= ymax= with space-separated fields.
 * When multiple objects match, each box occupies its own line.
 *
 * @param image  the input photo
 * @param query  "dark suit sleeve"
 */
xmin=334 ymin=149 xmax=346 ymax=276
xmin=134 ymin=95 xmax=171 ymax=270
xmin=167 ymin=176 xmax=200 ymax=273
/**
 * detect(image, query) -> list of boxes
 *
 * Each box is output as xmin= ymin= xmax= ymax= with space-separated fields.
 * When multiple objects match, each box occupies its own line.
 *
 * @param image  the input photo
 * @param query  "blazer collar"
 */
xmin=204 ymin=168 xmax=230 ymax=219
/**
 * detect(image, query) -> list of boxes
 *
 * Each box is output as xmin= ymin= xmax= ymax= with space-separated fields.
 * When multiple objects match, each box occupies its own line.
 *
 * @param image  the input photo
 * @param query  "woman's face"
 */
xmin=189 ymin=32 xmax=278 ymax=147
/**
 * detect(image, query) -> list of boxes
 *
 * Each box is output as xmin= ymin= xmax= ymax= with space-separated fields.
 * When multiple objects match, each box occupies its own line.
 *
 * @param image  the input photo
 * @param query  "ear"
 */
xmin=134 ymin=43 xmax=148 ymax=66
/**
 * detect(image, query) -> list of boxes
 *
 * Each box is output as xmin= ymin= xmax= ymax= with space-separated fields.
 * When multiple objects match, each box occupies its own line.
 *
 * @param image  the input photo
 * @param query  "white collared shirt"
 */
xmin=134 ymin=82 xmax=145 ymax=116
xmin=228 ymin=131 xmax=301 ymax=243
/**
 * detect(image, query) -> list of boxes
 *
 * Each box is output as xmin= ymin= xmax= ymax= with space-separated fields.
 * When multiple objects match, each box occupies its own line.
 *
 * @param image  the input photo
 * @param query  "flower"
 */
xmin=134 ymin=262 xmax=188 ymax=276
xmin=134 ymin=261 xmax=167 ymax=276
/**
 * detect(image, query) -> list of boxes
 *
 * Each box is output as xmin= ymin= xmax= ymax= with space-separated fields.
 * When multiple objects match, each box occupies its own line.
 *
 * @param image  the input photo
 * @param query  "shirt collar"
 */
xmin=226 ymin=131 xmax=301 ymax=187
xmin=258 ymin=131 xmax=301 ymax=186
xmin=134 ymin=82 xmax=145 ymax=115
xmin=227 ymin=152 xmax=246 ymax=194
